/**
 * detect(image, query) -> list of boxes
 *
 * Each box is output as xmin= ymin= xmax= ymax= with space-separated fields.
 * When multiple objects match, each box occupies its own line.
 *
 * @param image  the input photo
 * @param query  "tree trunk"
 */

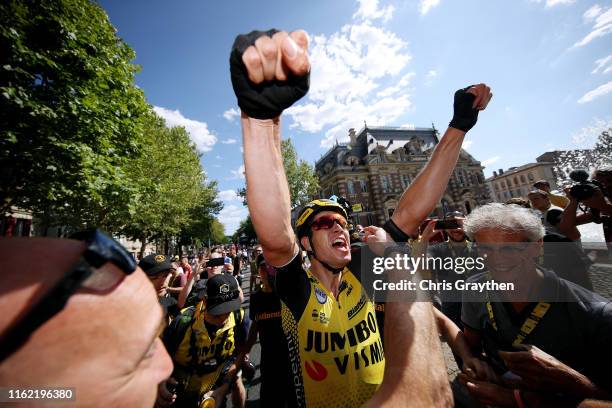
xmin=139 ymin=235 xmax=147 ymax=260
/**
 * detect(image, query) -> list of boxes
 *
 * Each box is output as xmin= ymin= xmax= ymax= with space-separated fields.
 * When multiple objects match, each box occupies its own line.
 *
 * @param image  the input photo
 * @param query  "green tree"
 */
xmin=553 ymin=127 xmax=612 ymax=185
xmin=231 ymin=215 xmax=257 ymax=244
xmin=179 ymin=185 xmax=224 ymax=249
xmin=209 ymin=219 xmax=228 ymax=245
xmin=238 ymin=137 xmax=319 ymax=207
xmin=121 ymin=114 xmax=217 ymax=257
xmin=0 ymin=0 xmax=149 ymax=226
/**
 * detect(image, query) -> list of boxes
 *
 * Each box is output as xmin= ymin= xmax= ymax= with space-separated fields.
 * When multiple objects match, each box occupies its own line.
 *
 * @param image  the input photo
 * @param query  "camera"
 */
xmin=568 ymin=169 xmax=600 ymax=201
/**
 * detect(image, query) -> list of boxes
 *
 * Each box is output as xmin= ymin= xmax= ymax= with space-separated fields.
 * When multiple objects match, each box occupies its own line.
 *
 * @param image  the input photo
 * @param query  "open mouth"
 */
xmin=331 ymin=237 xmax=349 ymax=251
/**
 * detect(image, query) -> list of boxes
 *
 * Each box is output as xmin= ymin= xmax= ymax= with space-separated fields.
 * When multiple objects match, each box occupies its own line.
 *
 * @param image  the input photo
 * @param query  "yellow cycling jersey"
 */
xmin=276 ymin=253 xmax=385 ymax=408
xmin=173 ymin=302 xmax=245 ymax=395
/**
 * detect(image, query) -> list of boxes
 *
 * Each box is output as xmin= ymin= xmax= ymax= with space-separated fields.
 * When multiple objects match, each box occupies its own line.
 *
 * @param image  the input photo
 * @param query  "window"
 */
xmin=528 ymin=172 xmax=535 ymax=181
xmin=514 ymin=177 xmax=519 ymax=186
xmin=360 ymin=179 xmax=368 ymax=192
xmin=401 ymin=174 xmax=410 ymax=189
xmin=520 ymin=175 xmax=526 ymax=183
xmin=347 ymin=180 xmax=355 ymax=195
xmin=507 ymin=178 xmax=513 ymax=187
xmin=381 ymin=175 xmax=390 ymax=192
xmin=495 ymin=183 xmax=500 ymax=191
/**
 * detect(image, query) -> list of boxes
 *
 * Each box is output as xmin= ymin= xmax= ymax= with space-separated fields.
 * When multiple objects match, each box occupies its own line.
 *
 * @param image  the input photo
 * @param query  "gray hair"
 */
xmin=463 ymin=203 xmax=544 ymax=242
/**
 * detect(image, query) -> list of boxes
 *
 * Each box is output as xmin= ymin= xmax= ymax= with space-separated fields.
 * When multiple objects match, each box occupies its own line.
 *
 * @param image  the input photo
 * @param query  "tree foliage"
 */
xmin=121 ymin=114 xmax=221 ymax=255
xmin=238 ymin=137 xmax=319 ymax=208
xmin=554 ymin=128 xmax=612 ymax=185
xmin=0 ymin=0 xmax=149 ymax=222
xmin=231 ymin=215 xmax=257 ymax=244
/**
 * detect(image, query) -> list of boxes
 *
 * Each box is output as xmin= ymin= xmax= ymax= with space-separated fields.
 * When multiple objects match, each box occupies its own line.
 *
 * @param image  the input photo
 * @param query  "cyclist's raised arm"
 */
xmin=386 ymin=85 xmax=493 ymax=240
xmin=231 ymin=29 xmax=310 ymax=266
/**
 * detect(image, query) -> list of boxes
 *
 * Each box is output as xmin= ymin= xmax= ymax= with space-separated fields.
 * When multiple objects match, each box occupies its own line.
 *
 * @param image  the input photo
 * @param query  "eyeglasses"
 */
xmin=310 ymin=214 xmax=348 ymax=231
xmin=0 ymin=229 xmax=136 ymax=362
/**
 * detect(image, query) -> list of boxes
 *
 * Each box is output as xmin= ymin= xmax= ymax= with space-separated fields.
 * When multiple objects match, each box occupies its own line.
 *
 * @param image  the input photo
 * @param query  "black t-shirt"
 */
xmin=462 ymin=269 xmax=612 ymax=392
xmin=159 ymin=295 xmax=180 ymax=320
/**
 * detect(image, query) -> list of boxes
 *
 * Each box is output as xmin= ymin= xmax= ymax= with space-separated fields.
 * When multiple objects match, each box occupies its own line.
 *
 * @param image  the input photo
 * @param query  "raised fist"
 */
xmin=229 ymin=29 xmax=311 ymax=119
xmin=449 ymin=83 xmax=493 ymax=132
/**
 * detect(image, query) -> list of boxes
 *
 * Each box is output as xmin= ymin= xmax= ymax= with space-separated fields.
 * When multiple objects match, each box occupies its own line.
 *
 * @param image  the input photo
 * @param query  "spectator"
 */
xmin=139 ymin=254 xmax=181 ymax=320
xmin=420 ymin=212 xmax=478 ymax=328
xmin=459 ymin=203 xmax=612 ymax=406
xmin=534 ymin=180 xmax=570 ymax=208
xmin=242 ymin=254 xmax=292 ymax=406
xmin=249 ymin=245 xmax=263 ymax=293
xmin=0 ymin=232 xmax=173 ymax=407
xmin=529 ymin=189 xmax=581 ymax=240
xmin=159 ymin=274 xmax=250 ymax=408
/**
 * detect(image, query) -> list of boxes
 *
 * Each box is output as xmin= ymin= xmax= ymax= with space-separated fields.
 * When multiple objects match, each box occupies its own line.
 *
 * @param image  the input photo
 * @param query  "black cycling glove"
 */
xmin=229 ymin=29 xmax=310 ymax=119
xmin=448 ymin=86 xmax=479 ymax=132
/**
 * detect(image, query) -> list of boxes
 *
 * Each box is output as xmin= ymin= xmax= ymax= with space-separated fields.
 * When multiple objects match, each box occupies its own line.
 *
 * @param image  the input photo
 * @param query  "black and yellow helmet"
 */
xmin=295 ymin=199 xmax=348 ymax=238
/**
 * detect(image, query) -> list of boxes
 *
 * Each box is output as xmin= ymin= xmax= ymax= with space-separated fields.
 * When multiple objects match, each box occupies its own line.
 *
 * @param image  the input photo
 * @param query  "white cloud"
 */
xmin=573 ymin=6 xmax=612 ymax=48
xmin=571 ymin=118 xmax=612 ymax=146
xmin=531 ymin=0 xmax=574 ymax=7
xmin=215 ymin=155 xmax=222 ymax=160
xmin=221 ymin=138 xmax=238 ymax=144
xmin=419 ymin=0 xmax=441 ymax=15
xmin=583 ymin=4 xmax=603 ymax=22
xmin=481 ymin=156 xmax=500 ymax=166
xmin=284 ymin=17 xmax=413 ymax=148
xmin=218 ymin=189 xmax=240 ymax=201
xmin=577 ymin=81 xmax=612 ymax=104
xmin=228 ymin=164 xmax=245 ymax=180
xmin=353 ymin=0 xmax=395 ymax=22
xmin=462 ymin=140 xmax=474 ymax=150
xmin=592 ymin=54 xmax=612 ymax=74
xmin=153 ymin=106 xmax=217 ymax=153
xmin=399 ymin=123 xmax=416 ymax=129
xmin=424 ymin=69 xmax=438 ymax=86
xmin=218 ymin=204 xmax=248 ymax=235
xmin=223 ymin=107 xmax=240 ymax=122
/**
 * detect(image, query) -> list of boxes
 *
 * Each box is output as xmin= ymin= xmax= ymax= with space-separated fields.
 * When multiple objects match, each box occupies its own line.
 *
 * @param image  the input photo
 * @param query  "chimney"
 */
xmin=493 ymin=171 xmax=497 ymax=177
xmin=498 ymin=168 xmax=504 ymax=175
xmin=349 ymin=128 xmax=357 ymax=146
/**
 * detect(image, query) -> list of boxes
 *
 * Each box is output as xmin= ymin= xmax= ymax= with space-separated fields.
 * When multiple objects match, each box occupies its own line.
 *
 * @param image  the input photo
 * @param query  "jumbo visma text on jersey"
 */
xmin=282 ymin=269 xmax=385 ymax=408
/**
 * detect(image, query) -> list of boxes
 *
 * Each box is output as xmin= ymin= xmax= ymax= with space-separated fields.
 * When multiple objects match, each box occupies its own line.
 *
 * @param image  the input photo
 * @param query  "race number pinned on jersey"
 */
xmin=315 ymin=287 xmax=328 ymax=304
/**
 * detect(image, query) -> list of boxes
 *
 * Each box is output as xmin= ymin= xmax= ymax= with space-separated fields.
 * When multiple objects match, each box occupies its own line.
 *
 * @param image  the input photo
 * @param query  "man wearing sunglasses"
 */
xmin=229 ymin=27 xmax=496 ymax=406
xmin=0 ymin=231 xmax=173 ymax=407
xmin=458 ymin=203 xmax=612 ymax=407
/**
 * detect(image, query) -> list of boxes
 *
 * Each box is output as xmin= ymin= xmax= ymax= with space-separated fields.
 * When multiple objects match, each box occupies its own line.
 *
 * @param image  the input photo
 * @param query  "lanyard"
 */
xmin=484 ymin=277 xmax=550 ymax=347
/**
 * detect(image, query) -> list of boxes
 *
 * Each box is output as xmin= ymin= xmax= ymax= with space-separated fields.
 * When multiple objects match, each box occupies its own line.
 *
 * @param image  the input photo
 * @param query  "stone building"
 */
xmin=485 ymin=149 xmax=596 ymax=203
xmin=485 ymin=162 xmax=558 ymax=203
xmin=315 ymin=126 xmax=490 ymax=227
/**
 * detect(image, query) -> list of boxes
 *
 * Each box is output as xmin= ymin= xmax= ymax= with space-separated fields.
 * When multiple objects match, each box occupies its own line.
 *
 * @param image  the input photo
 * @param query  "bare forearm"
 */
xmin=392 ymin=128 xmax=465 ymax=235
xmin=434 ymin=308 xmax=473 ymax=362
xmin=242 ymin=114 xmax=297 ymax=265
xmin=559 ymin=200 xmax=579 ymax=233
xmin=365 ymin=269 xmax=452 ymax=407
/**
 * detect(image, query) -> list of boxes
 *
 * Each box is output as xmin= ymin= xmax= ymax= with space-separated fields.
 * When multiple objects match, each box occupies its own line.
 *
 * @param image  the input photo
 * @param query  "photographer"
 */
xmin=529 ymin=189 xmax=581 ymax=241
xmin=534 ymin=180 xmax=570 ymax=209
xmin=560 ymin=168 xmax=612 ymax=247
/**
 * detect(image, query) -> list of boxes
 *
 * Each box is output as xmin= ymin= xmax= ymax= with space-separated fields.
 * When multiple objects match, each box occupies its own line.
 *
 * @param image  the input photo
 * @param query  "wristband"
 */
xmin=513 ymin=389 xmax=527 ymax=408
xmin=382 ymin=218 xmax=410 ymax=243
xmin=449 ymin=86 xmax=479 ymax=132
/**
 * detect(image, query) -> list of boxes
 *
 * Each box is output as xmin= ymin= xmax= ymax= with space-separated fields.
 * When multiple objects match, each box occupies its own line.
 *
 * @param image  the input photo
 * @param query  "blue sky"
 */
xmin=100 ymin=0 xmax=612 ymax=234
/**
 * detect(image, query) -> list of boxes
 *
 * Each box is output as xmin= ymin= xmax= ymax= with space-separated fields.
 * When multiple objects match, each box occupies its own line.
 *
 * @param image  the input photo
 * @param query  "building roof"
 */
xmin=315 ymin=125 xmax=439 ymax=170
xmin=485 ymin=161 xmax=553 ymax=182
